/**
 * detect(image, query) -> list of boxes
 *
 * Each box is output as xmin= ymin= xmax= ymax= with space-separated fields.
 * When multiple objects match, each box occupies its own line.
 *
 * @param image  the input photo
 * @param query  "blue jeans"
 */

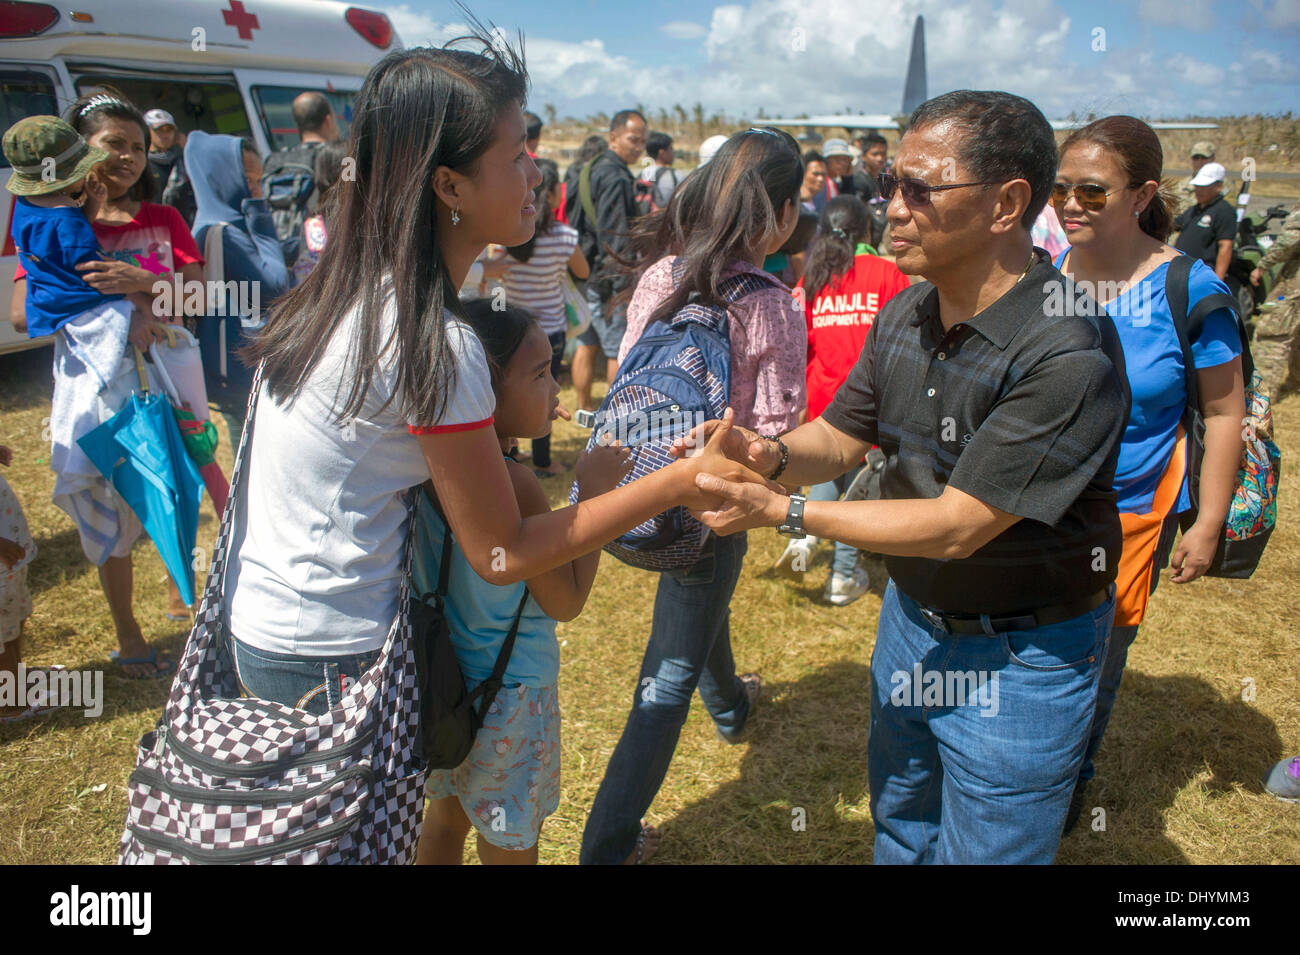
xmin=808 ymin=464 xmax=865 ymax=577
xmin=1078 ymin=623 xmax=1139 ymax=783
xmin=579 ymin=532 xmax=751 ymax=864
xmin=229 ymin=635 xmax=380 ymax=716
xmin=869 ymin=580 xmax=1113 ymax=864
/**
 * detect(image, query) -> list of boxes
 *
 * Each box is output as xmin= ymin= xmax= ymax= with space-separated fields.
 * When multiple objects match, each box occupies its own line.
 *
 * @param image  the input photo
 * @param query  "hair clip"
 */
xmin=830 ymin=227 xmax=849 ymax=239
xmin=79 ymin=93 xmax=123 ymax=116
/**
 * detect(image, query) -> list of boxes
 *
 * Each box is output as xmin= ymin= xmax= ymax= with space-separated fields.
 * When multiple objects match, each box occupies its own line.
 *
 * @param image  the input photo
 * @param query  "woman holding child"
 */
xmin=7 ymin=92 xmax=204 ymax=679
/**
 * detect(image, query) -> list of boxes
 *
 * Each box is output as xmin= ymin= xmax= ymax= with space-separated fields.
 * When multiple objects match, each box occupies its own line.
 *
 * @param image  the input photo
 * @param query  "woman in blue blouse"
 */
xmin=1052 ymin=116 xmax=1245 ymax=830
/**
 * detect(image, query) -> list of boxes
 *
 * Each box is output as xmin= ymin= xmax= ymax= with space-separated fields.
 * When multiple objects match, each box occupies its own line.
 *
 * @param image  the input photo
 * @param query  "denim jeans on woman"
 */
xmin=868 ymin=579 xmax=1113 ymax=864
xmin=228 ymin=634 xmax=380 ymax=715
xmin=579 ymin=532 xmax=752 ymax=864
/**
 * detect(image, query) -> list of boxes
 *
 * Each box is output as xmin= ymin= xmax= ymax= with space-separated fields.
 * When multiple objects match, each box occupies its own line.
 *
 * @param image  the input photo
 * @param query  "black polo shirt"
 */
xmin=1174 ymin=195 xmax=1236 ymax=269
xmin=821 ymin=249 xmax=1130 ymax=614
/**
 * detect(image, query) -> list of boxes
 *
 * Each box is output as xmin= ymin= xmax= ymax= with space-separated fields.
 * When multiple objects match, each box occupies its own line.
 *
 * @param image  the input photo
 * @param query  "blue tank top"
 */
xmin=409 ymin=485 xmax=559 ymax=688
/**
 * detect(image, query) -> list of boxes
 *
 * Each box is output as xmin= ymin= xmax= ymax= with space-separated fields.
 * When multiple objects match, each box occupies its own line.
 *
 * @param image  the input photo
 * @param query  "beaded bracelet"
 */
xmin=763 ymin=434 xmax=789 ymax=482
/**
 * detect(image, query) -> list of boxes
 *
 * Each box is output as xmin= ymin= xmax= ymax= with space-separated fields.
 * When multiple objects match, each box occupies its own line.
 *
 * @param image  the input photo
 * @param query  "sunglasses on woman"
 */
xmin=1049 ymin=182 xmax=1120 ymax=212
xmin=877 ymin=172 xmax=1000 ymax=206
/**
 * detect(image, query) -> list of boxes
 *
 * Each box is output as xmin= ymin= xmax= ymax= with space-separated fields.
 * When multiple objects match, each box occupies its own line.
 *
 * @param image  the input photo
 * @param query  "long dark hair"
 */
xmin=626 ymin=127 xmax=803 ymax=326
xmin=1060 ymin=115 xmax=1177 ymax=242
xmin=461 ymin=299 xmax=539 ymax=393
xmin=803 ymin=195 xmax=871 ymax=303
xmin=246 ymin=30 xmax=528 ymax=425
xmin=65 ymin=88 xmax=156 ymax=204
xmin=506 ymin=158 xmax=559 ymax=262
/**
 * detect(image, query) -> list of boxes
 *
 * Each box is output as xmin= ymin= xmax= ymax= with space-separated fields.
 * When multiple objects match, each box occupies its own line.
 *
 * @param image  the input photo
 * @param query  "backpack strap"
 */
xmin=426 ymin=483 xmax=529 ymax=720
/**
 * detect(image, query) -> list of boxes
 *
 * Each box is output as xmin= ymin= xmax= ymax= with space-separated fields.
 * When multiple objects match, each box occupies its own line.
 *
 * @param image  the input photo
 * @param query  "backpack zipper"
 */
xmin=128 ymin=763 xmax=374 ymax=806
xmin=127 ymin=804 xmax=369 ymax=864
xmin=162 ymin=720 xmax=377 ymax=777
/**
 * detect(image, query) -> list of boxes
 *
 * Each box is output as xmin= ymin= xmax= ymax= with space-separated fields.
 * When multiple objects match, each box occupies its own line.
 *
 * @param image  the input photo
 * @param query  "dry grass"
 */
xmin=1 ymin=344 xmax=1297 ymax=865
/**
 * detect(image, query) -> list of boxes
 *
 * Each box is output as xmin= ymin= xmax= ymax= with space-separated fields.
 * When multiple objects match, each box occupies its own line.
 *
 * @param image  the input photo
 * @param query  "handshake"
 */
xmin=666 ymin=409 xmax=796 ymax=536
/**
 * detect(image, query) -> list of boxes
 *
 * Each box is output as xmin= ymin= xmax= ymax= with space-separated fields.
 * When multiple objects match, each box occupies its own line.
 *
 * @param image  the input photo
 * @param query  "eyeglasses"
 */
xmin=877 ymin=173 xmax=999 ymax=206
xmin=1049 ymin=182 xmax=1120 ymax=212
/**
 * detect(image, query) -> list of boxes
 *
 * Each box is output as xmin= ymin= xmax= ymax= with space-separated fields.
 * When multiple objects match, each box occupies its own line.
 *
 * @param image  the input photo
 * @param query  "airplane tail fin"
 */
xmin=901 ymin=15 xmax=927 ymax=118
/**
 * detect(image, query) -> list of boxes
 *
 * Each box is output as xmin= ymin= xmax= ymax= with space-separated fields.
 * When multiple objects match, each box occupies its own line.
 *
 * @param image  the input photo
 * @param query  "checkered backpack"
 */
xmin=118 ymin=369 xmax=427 ymax=864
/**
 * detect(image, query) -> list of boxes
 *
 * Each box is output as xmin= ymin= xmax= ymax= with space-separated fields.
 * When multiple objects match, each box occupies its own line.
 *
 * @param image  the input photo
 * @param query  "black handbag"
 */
xmin=410 ymin=489 xmax=528 ymax=770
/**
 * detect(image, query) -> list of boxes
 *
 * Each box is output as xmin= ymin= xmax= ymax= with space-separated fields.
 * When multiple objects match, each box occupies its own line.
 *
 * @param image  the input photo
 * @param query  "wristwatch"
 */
xmin=778 ymin=492 xmax=807 ymax=539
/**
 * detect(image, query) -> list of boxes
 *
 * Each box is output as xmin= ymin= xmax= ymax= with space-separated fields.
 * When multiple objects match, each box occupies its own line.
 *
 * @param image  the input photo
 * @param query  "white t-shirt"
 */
xmin=225 ymin=300 xmax=495 ymax=656
xmin=501 ymin=224 xmax=579 ymax=335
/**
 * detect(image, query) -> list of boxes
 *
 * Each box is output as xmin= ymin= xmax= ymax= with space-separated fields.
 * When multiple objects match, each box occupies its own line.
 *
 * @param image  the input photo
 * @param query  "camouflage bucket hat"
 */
xmin=3 ymin=115 xmax=109 ymax=196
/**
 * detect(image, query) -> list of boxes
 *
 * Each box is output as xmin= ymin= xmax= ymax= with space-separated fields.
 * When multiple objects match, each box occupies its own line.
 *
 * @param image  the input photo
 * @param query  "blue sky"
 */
xmin=382 ymin=0 xmax=1300 ymax=121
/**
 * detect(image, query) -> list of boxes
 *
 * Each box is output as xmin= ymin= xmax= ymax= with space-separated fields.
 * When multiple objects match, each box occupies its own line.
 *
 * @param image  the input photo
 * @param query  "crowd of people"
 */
xmin=1 ymin=27 xmax=1297 ymax=865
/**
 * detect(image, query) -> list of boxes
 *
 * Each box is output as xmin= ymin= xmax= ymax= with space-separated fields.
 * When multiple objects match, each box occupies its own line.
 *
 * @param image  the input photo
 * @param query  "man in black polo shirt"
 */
xmin=1174 ymin=161 xmax=1235 ymax=279
xmin=686 ymin=91 xmax=1130 ymax=864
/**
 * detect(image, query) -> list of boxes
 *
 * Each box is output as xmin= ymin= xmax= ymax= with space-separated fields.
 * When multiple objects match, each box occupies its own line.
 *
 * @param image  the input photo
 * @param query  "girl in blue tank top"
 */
xmin=414 ymin=299 xmax=631 ymax=865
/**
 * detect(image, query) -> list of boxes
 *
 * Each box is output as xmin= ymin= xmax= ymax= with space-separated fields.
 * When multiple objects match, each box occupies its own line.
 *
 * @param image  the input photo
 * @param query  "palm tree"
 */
xmin=672 ymin=103 xmax=688 ymax=132
xmin=692 ymin=102 xmax=704 ymax=139
xmin=544 ymin=103 xmax=557 ymax=127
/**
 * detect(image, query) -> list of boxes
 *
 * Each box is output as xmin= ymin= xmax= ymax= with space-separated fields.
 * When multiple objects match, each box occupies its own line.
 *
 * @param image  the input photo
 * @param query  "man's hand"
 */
xmin=689 ymin=471 xmax=789 ymax=536
xmin=670 ymin=408 xmax=784 ymax=509
xmin=670 ymin=411 xmax=780 ymax=477
xmin=1251 ymin=266 xmax=1263 ymax=287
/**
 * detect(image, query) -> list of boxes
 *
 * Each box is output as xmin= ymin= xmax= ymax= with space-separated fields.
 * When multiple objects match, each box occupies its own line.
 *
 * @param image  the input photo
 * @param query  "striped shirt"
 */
xmin=502 ymin=224 xmax=579 ymax=334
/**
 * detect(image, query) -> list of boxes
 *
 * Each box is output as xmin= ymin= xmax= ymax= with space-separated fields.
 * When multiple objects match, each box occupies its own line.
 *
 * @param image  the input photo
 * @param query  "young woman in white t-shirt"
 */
xmin=221 ymin=40 xmax=765 ymax=741
xmin=500 ymin=159 xmax=589 ymax=476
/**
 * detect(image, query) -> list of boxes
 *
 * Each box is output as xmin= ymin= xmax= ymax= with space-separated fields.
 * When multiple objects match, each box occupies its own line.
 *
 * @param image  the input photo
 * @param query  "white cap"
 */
xmin=697 ymin=134 xmax=728 ymax=166
xmin=1189 ymin=161 xmax=1227 ymax=187
xmin=823 ymin=138 xmax=853 ymax=158
xmin=143 ymin=108 xmax=176 ymax=129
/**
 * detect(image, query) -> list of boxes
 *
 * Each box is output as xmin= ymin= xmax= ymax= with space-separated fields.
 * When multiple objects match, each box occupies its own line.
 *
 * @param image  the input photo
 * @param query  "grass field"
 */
xmin=0 ymin=343 xmax=1297 ymax=865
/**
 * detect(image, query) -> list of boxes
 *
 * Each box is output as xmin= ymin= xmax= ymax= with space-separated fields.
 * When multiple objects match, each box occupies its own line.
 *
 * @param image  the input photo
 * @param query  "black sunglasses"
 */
xmin=877 ymin=172 xmax=1000 ymax=206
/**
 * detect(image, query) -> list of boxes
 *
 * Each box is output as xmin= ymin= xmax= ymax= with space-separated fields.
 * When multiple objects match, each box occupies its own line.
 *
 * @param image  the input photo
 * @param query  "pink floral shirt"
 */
xmin=620 ymin=255 xmax=806 ymax=434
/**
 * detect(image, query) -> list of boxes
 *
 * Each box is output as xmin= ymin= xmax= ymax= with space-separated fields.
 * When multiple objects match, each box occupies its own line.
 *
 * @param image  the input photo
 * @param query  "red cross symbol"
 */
xmin=222 ymin=0 xmax=260 ymax=40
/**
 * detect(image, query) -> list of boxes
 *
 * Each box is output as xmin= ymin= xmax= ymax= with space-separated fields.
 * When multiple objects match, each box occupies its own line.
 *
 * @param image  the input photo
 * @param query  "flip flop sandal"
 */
xmin=109 ymin=647 xmax=175 ymax=679
xmin=0 ymin=705 xmax=41 ymax=725
xmin=632 ymin=821 xmax=659 ymax=864
xmin=717 ymin=673 xmax=762 ymax=744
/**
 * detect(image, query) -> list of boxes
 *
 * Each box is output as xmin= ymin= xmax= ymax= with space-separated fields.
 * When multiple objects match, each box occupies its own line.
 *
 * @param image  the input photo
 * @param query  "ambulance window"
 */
xmin=0 ymin=71 xmax=58 ymax=165
xmin=252 ymin=87 xmax=355 ymax=152
xmin=73 ymin=76 xmax=252 ymax=142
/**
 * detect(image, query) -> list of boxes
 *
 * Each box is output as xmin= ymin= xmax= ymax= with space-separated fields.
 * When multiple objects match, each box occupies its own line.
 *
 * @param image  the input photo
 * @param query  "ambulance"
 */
xmin=0 ymin=0 xmax=402 ymax=353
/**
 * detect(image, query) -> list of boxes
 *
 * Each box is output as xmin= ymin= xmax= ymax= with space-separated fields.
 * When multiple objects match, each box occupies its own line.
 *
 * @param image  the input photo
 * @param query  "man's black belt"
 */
xmin=916 ymin=588 xmax=1110 ymax=636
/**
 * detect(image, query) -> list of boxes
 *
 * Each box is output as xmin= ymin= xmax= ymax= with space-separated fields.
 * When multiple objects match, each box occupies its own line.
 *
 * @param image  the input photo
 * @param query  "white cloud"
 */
xmin=1261 ymin=0 xmax=1300 ymax=27
xmin=1138 ymin=0 xmax=1214 ymax=25
xmin=1164 ymin=53 xmax=1227 ymax=87
xmin=375 ymin=1 xmax=1292 ymax=124
xmin=661 ymin=21 xmax=708 ymax=40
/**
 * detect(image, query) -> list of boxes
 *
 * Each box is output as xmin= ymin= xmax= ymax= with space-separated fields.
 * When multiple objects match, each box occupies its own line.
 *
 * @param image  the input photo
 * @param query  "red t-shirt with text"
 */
xmin=799 ymin=252 xmax=910 ymax=420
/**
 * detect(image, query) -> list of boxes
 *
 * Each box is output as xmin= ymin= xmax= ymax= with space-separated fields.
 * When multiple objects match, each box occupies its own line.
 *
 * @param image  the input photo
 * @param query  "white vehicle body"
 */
xmin=0 ymin=0 xmax=400 ymax=353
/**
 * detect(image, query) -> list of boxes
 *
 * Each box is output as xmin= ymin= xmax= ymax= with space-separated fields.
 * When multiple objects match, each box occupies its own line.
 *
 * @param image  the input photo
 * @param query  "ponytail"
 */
xmin=803 ymin=195 xmax=871 ymax=304
xmin=1139 ymin=179 xmax=1178 ymax=243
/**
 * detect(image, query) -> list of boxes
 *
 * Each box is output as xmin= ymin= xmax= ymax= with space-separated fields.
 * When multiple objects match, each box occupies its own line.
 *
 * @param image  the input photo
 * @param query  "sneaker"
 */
xmin=717 ymin=673 xmax=762 ymax=745
xmin=824 ymin=566 xmax=870 ymax=606
xmin=1264 ymin=756 xmax=1300 ymax=803
xmin=774 ymin=537 xmax=817 ymax=580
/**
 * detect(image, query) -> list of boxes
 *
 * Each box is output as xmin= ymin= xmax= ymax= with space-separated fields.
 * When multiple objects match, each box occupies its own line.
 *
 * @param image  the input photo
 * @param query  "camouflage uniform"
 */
xmin=1252 ymin=205 xmax=1300 ymax=395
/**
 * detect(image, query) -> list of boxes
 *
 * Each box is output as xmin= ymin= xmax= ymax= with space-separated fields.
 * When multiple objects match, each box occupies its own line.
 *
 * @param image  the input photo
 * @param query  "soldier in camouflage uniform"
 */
xmin=1250 ymin=204 xmax=1300 ymax=395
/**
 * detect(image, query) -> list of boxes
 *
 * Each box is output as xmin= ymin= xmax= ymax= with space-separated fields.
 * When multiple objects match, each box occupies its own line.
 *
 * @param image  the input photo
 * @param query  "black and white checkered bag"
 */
xmin=118 ymin=368 xmax=426 ymax=864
